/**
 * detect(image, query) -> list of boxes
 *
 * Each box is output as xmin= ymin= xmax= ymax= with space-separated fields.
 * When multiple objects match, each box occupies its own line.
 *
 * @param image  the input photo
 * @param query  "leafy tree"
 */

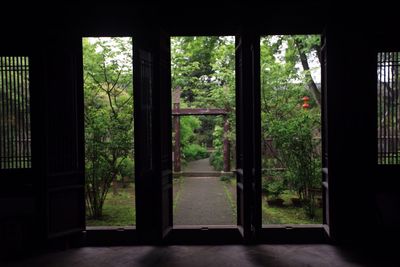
xmin=261 ymin=35 xmax=321 ymax=218
xmin=83 ymin=37 xmax=133 ymax=219
xmin=171 ymin=36 xmax=219 ymax=104
xmin=269 ymin=110 xmax=321 ymax=217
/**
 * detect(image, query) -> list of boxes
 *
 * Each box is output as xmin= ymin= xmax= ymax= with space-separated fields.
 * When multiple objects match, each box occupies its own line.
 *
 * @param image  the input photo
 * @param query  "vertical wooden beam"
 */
xmin=173 ymin=87 xmax=181 ymax=173
xmin=223 ymin=115 xmax=230 ymax=172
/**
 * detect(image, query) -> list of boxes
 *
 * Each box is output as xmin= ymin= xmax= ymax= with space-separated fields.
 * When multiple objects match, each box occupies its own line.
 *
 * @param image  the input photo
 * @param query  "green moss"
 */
xmin=173 ymin=176 xmax=184 ymax=213
xmin=262 ymin=193 xmax=323 ymax=224
xmin=222 ymin=179 xmax=237 ymax=221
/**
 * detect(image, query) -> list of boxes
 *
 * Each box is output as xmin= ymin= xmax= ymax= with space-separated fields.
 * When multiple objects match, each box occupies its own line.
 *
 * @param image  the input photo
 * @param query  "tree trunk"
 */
xmin=294 ymin=39 xmax=321 ymax=107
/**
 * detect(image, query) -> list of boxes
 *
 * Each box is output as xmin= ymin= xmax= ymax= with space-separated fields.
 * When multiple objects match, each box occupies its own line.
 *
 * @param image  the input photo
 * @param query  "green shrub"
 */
xmin=269 ymin=110 xmax=321 ymax=218
xmin=118 ymin=157 xmax=134 ymax=180
xmin=209 ymin=149 xmax=223 ymax=171
xmin=262 ymin=177 xmax=285 ymax=199
xmin=220 ymin=174 xmax=232 ymax=182
xmin=182 ymin=143 xmax=209 ymax=161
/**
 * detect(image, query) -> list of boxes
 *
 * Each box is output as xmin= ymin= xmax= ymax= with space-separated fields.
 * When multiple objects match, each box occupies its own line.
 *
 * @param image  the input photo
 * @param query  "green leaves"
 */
xmin=171 ymin=36 xmax=236 ymax=168
xmin=261 ymin=35 xmax=321 ymax=219
xmin=171 ymin=36 xmax=235 ymax=109
xmin=83 ymin=37 xmax=134 ymax=219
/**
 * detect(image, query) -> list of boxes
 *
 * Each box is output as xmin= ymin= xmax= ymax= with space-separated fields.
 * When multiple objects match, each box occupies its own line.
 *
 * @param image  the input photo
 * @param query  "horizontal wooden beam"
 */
xmin=172 ymin=108 xmax=227 ymax=116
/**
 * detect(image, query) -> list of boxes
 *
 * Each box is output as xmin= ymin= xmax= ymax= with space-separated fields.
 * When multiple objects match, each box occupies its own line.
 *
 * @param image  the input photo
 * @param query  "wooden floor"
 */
xmin=3 ymin=244 xmax=398 ymax=267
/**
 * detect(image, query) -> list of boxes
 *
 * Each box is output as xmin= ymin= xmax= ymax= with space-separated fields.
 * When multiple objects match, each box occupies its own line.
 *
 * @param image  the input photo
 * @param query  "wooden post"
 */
xmin=223 ymin=115 xmax=230 ymax=172
xmin=173 ymin=87 xmax=181 ymax=172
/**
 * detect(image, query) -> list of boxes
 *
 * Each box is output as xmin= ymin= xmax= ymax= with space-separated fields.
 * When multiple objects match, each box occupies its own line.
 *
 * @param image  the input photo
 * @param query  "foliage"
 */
xmin=260 ymin=35 xmax=322 ymax=219
xmin=182 ymin=143 xmax=209 ymax=161
xmin=83 ymin=37 xmax=133 ymax=219
xmin=268 ymin=181 xmax=285 ymax=200
xmin=171 ymin=36 xmax=235 ymax=168
xmin=220 ymin=174 xmax=232 ymax=182
xmin=171 ymin=35 xmax=321 ymax=220
xmin=179 ymin=115 xmax=202 ymax=163
xmin=262 ymin=169 xmax=286 ymax=199
xmin=117 ymin=156 xmax=134 ymax=180
xmin=267 ymin=108 xmax=321 ymax=218
xmin=209 ymin=123 xmax=224 ymax=170
xmin=209 ymin=149 xmax=224 ymax=171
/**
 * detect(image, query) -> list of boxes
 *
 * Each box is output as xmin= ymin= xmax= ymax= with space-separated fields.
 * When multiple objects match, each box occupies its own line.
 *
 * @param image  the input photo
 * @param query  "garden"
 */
xmin=83 ymin=35 xmax=323 ymax=227
xmin=260 ymin=35 xmax=322 ymax=224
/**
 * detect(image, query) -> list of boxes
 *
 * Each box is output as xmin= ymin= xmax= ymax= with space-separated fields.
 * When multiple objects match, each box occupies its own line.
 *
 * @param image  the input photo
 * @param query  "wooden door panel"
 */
xmin=44 ymin=35 xmax=85 ymax=239
xmin=134 ymin=29 xmax=172 ymax=242
xmin=235 ymin=31 xmax=260 ymax=240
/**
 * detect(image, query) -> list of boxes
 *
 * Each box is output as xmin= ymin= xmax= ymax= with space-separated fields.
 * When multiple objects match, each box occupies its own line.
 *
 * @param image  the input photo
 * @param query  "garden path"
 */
xmin=174 ymin=158 xmax=235 ymax=225
xmin=184 ymin=158 xmax=215 ymax=172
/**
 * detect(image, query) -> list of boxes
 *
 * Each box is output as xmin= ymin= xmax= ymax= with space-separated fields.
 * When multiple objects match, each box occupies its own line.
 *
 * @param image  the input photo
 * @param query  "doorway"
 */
xmin=82 ymin=37 xmax=135 ymax=228
xmin=170 ymin=36 xmax=236 ymax=226
xmin=260 ymin=35 xmax=323 ymax=226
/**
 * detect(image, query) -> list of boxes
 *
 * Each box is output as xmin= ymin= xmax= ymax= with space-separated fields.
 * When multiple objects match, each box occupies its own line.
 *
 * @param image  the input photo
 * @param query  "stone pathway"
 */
xmin=174 ymin=158 xmax=235 ymax=225
xmin=184 ymin=158 xmax=215 ymax=172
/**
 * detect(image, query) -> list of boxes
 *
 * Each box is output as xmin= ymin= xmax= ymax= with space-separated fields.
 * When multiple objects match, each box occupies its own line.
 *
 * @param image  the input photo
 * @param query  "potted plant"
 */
xmin=264 ymin=178 xmax=285 ymax=207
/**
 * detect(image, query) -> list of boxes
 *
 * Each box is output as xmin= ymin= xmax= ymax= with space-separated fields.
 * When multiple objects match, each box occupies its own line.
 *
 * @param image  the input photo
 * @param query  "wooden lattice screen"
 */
xmin=378 ymin=52 xmax=400 ymax=164
xmin=0 ymin=56 xmax=31 ymax=169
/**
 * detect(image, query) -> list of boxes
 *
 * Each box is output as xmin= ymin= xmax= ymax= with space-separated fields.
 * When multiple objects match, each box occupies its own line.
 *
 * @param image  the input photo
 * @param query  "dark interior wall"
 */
xmin=1 ymin=1 xmax=399 ymax=258
xmin=326 ymin=10 xmax=400 ymax=242
xmin=0 ymin=27 xmax=45 ymax=258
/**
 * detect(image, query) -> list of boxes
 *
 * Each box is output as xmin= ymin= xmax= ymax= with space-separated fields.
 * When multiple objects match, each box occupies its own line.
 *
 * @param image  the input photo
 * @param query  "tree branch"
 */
xmin=106 ymin=90 xmax=117 ymax=117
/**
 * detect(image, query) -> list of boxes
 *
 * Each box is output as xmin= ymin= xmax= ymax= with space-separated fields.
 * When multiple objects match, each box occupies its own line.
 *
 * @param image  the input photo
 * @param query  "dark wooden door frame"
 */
xmin=84 ymin=28 xmax=330 ymax=245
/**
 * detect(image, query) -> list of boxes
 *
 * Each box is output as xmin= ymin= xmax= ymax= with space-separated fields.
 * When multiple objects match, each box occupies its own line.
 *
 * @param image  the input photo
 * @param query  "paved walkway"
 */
xmin=183 ymin=158 xmax=215 ymax=172
xmin=174 ymin=158 xmax=235 ymax=225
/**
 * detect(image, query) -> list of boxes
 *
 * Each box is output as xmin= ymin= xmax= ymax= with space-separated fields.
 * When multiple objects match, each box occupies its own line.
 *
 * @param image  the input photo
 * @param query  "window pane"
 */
xmin=0 ymin=56 xmax=31 ymax=169
xmin=377 ymin=52 xmax=400 ymax=164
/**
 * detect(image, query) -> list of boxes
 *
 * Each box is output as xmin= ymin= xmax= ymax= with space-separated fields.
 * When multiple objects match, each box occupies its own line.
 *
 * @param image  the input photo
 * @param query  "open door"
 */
xmin=134 ymin=28 xmax=172 ymax=242
xmin=235 ymin=29 xmax=261 ymax=242
xmin=321 ymin=32 xmax=331 ymax=236
xmin=43 ymin=34 xmax=85 ymax=241
xmin=158 ymin=32 xmax=173 ymax=239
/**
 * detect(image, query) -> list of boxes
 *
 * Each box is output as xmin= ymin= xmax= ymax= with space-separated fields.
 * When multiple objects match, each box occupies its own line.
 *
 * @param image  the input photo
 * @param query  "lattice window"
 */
xmin=0 ymin=56 xmax=31 ymax=169
xmin=377 ymin=52 xmax=400 ymax=164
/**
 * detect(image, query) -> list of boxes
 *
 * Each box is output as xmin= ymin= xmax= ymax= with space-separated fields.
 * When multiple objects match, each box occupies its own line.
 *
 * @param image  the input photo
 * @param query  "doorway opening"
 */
xmin=260 ymin=35 xmax=323 ymax=225
xmin=171 ymin=36 xmax=236 ymax=226
xmin=82 ymin=37 xmax=135 ymax=228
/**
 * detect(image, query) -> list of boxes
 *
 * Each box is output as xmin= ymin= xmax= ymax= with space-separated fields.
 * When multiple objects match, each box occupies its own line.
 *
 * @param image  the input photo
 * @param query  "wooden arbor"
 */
xmin=172 ymin=87 xmax=231 ymax=173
